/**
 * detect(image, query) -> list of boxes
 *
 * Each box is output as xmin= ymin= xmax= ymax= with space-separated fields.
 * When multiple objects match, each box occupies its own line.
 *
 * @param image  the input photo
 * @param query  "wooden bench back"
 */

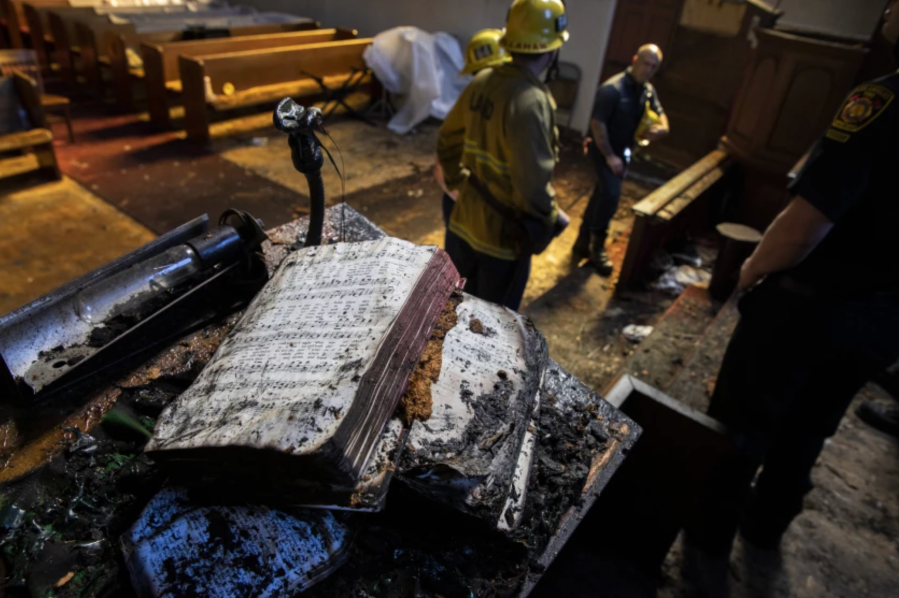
xmin=14 ymin=0 xmax=68 ymax=25
xmin=80 ymin=17 xmax=137 ymax=51
xmin=133 ymin=22 xmax=327 ymax=124
xmin=215 ymin=20 xmax=319 ymax=38
xmin=22 ymin=4 xmax=52 ymax=68
xmin=47 ymin=7 xmax=107 ymax=44
xmin=2 ymin=0 xmax=68 ymax=47
xmin=110 ymin=19 xmax=321 ymax=57
xmin=186 ymin=38 xmax=372 ymax=96
xmin=48 ymin=5 xmax=207 ymax=43
xmin=46 ymin=8 xmax=110 ymax=85
xmin=146 ymin=27 xmax=356 ymax=84
xmin=0 ymin=48 xmax=43 ymax=92
xmin=11 ymin=70 xmax=45 ymax=127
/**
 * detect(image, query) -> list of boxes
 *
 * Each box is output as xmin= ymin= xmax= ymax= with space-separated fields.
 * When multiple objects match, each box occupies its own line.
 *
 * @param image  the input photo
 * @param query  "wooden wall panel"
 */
xmin=724 ymin=29 xmax=866 ymax=172
xmin=723 ymin=29 xmax=867 ymax=229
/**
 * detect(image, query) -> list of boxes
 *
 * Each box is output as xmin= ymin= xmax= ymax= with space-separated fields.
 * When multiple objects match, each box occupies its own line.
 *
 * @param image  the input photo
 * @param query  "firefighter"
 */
xmin=574 ymin=44 xmax=669 ymax=275
xmin=436 ymin=0 xmax=570 ymax=311
xmin=435 ymin=28 xmax=511 ymax=227
xmin=687 ymin=0 xmax=899 ymax=566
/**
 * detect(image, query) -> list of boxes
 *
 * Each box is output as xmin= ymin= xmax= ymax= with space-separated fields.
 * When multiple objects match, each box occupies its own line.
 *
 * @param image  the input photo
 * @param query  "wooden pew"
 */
xmin=0 ymin=72 xmax=60 ymax=181
xmin=73 ymin=14 xmax=319 ymax=100
xmin=46 ymin=7 xmax=109 ymax=86
xmin=19 ymin=1 xmax=171 ymax=71
xmin=3 ymin=0 xmax=213 ymax=49
xmin=1 ymin=0 xmax=67 ymax=48
xmin=179 ymin=39 xmax=373 ymax=143
xmin=102 ymin=20 xmax=320 ymax=111
xmin=0 ymin=48 xmax=75 ymax=143
xmin=74 ymin=15 xmax=121 ymax=95
xmin=618 ymin=148 xmax=736 ymax=288
xmin=45 ymin=6 xmax=238 ymax=89
xmin=140 ymin=27 xmax=354 ymax=128
xmin=22 ymin=3 xmax=53 ymax=71
xmin=4 ymin=0 xmax=139 ymax=50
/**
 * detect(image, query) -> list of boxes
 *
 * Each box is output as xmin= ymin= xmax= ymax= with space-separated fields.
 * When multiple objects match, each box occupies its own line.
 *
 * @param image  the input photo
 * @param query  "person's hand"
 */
xmin=606 ymin=154 xmax=625 ymax=176
xmin=582 ymin=137 xmax=592 ymax=156
xmin=737 ymin=260 xmax=764 ymax=292
xmin=434 ymin=161 xmax=459 ymax=200
xmin=643 ymin=125 xmax=668 ymax=143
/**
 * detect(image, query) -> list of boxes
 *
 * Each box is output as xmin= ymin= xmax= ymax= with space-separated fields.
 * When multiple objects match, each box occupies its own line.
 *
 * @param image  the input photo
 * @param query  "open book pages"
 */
xmin=146 ymin=237 xmax=459 ymax=488
xmin=122 ymin=487 xmax=350 ymax=598
xmin=399 ymin=293 xmax=548 ymax=528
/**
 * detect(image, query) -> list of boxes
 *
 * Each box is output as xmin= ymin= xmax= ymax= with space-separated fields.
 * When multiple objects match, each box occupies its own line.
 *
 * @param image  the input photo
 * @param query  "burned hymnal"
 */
xmin=399 ymin=294 xmax=548 ymax=529
xmin=146 ymin=238 xmax=459 ymax=497
xmin=184 ymin=417 xmax=407 ymax=512
xmin=122 ymin=487 xmax=350 ymax=598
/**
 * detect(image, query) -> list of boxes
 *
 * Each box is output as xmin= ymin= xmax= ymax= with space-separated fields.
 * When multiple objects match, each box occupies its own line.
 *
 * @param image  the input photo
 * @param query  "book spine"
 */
xmin=335 ymin=249 xmax=459 ymax=482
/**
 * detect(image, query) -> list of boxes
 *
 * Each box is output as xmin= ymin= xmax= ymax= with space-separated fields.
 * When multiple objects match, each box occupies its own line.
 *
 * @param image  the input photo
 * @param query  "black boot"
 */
xmin=589 ymin=235 xmax=614 ymax=276
xmin=857 ymin=399 xmax=899 ymax=438
xmin=572 ymin=232 xmax=590 ymax=259
xmin=739 ymin=468 xmax=809 ymax=551
xmin=739 ymin=503 xmax=791 ymax=550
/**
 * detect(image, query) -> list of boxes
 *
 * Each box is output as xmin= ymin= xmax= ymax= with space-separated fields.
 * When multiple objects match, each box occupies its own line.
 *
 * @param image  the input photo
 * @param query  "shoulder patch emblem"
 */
xmin=832 ymin=84 xmax=894 ymax=134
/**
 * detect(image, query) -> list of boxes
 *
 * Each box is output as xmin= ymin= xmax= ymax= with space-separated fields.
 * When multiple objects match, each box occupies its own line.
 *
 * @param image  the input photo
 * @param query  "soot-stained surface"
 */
xmin=0 ymin=209 xmax=638 ymax=598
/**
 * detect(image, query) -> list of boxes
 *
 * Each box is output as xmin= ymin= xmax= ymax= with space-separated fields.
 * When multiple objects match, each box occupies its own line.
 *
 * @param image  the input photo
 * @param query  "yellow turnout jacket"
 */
xmin=437 ymin=63 xmax=559 ymax=260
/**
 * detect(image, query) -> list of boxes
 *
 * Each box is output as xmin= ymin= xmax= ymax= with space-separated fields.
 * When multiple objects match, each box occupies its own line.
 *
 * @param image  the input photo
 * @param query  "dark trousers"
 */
xmin=444 ymin=229 xmax=530 ymax=311
xmin=575 ymin=145 xmax=624 ymax=250
xmin=689 ymin=276 xmax=899 ymax=553
xmin=441 ymin=192 xmax=455 ymax=227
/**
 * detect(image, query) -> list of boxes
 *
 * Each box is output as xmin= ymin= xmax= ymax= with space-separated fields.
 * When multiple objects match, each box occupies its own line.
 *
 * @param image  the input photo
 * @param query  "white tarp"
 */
xmin=363 ymin=27 xmax=469 ymax=135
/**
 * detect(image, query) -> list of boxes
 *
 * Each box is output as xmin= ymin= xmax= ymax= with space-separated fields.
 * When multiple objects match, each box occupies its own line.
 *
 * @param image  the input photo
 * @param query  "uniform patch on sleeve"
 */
xmin=831 ymin=84 xmax=894 ymax=134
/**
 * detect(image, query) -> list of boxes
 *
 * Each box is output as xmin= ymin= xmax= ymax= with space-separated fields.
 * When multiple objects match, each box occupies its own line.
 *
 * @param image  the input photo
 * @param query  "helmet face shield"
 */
xmin=500 ymin=0 xmax=570 ymax=54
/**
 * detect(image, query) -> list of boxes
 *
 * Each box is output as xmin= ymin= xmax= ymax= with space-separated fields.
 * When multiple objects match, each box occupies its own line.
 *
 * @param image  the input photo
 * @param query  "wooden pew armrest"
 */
xmin=0 ymin=128 xmax=54 ymax=153
xmin=40 ymin=93 xmax=70 ymax=108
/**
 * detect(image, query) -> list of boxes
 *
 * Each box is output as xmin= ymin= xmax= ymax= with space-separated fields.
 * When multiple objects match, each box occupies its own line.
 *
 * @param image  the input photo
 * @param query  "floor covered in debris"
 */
xmin=1 ymin=97 xmax=898 ymax=598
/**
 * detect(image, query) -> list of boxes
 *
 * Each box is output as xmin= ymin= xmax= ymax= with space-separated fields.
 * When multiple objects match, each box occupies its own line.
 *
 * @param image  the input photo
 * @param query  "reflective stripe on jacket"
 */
xmin=437 ymin=63 xmax=559 ymax=260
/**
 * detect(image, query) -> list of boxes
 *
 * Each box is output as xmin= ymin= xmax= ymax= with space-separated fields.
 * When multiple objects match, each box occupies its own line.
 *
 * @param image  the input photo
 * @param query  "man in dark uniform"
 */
xmin=573 ymin=44 xmax=669 ymax=275
xmin=688 ymin=0 xmax=899 ymax=563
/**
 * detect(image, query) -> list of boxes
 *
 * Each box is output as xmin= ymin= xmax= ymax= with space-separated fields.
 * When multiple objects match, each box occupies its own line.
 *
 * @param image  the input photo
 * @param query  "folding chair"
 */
xmin=301 ymin=66 xmax=375 ymax=126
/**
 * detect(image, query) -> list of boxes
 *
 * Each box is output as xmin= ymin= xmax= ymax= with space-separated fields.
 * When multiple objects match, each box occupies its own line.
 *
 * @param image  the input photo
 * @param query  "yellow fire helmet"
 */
xmin=462 ymin=28 xmax=511 ymax=75
xmin=500 ymin=0 xmax=570 ymax=54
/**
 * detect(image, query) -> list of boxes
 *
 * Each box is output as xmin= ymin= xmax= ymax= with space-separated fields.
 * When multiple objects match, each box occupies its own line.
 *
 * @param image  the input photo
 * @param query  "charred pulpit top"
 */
xmin=0 ymin=206 xmax=639 ymax=598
